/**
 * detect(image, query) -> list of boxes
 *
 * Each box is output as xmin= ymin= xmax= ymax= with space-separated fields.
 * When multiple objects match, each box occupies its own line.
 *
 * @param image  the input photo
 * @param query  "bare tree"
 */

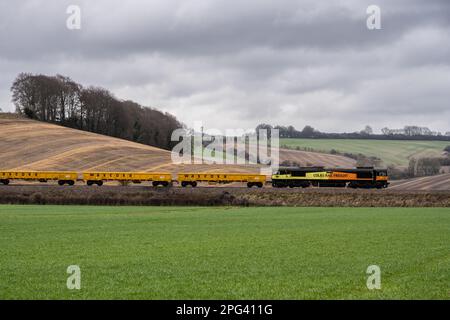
xmin=360 ymin=125 xmax=373 ymax=135
xmin=10 ymin=73 xmax=183 ymax=150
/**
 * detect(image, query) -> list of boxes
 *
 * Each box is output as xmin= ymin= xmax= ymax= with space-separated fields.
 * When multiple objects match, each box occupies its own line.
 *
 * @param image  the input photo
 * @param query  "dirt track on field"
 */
xmin=0 ymin=185 xmax=449 ymax=207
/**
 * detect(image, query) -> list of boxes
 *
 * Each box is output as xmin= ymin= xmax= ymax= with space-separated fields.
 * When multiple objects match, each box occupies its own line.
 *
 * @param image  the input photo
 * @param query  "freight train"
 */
xmin=0 ymin=167 xmax=389 ymax=189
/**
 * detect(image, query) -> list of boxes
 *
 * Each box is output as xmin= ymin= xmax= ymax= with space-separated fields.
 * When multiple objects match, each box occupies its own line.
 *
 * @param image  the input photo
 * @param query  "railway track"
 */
xmin=1 ymin=184 xmax=449 ymax=207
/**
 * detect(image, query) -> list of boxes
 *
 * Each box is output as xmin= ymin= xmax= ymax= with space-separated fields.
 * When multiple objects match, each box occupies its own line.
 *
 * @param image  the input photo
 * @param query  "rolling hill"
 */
xmin=0 ymin=117 xmax=357 ymax=173
xmin=277 ymin=148 xmax=356 ymax=167
xmin=280 ymin=138 xmax=449 ymax=167
xmin=0 ymin=117 xmax=261 ymax=173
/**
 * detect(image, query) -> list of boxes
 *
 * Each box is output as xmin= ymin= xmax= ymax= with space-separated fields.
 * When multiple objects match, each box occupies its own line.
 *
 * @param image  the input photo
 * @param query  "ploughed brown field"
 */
xmin=0 ymin=117 xmax=260 ymax=173
xmin=0 ymin=117 xmax=354 ymax=173
xmin=389 ymin=173 xmax=450 ymax=191
xmin=277 ymin=148 xmax=356 ymax=167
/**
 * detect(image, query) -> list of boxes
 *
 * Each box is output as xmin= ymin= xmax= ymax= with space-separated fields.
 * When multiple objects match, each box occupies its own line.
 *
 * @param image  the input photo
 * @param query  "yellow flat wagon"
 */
xmin=82 ymin=172 xmax=173 ymax=187
xmin=177 ymin=172 xmax=266 ymax=188
xmin=0 ymin=171 xmax=78 ymax=185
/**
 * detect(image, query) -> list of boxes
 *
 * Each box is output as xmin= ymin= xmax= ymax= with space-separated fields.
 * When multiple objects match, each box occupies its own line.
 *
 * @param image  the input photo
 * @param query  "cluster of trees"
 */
xmin=256 ymin=124 xmax=450 ymax=141
xmin=407 ymin=158 xmax=442 ymax=177
xmin=387 ymin=155 xmax=449 ymax=180
xmin=381 ymin=126 xmax=450 ymax=137
xmin=256 ymin=124 xmax=316 ymax=138
xmin=11 ymin=73 xmax=183 ymax=150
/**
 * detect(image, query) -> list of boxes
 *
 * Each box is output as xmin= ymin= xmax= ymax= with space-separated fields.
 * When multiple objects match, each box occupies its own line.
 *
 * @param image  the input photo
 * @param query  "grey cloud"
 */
xmin=2 ymin=0 xmax=450 ymax=59
xmin=0 ymin=0 xmax=449 ymax=133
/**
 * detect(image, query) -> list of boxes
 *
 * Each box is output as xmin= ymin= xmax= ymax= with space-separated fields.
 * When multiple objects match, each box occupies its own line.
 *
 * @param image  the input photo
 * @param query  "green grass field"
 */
xmin=0 ymin=205 xmax=449 ymax=299
xmin=280 ymin=138 xmax=449 ymax=166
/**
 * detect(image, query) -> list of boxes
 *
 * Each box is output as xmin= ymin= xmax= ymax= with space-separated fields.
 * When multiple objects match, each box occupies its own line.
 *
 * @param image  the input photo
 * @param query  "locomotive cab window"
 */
xmin=357 ymin=171 xmax=373 ymax=178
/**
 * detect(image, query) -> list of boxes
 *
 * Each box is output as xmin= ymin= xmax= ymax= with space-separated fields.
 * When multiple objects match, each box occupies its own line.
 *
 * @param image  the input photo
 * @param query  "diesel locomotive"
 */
xmin=271 ymin=166 xmax=389 ymax=189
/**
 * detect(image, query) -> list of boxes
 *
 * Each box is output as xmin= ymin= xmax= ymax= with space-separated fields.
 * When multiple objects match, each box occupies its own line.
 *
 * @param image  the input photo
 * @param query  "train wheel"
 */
xmin=68 ymin=180 xmax=75 ymax=186
xmin=181 ymin=181 xmax=188 ymax=187
xmin=247 ymin=182 xmax=253 ymax=188
xmin=96 ymin=181 xmax=103 ymax=186
xmin=272 ymin=182 xmax=284 ymax=188
xmin=152 ymin=181 xmax=160 ymax=187
xmin=87 ymin=180 xmax=94 ymax=186
xmin=1 ymin=179 xmax=9 ymax=185
xmin=58 ymin=180 xmax=65 ymax=186
xmin=257 ymin=182 xmax=263 ymax=188
xmin=161 ymin=181 xmax=169 ymax=187
xmin=191 ymin=181 xmax=197 ymax=187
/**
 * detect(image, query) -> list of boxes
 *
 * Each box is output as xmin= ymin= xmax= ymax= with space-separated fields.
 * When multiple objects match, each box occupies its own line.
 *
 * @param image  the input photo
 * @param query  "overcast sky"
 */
xmin=0 ymin=0 xmax=449 ymax=133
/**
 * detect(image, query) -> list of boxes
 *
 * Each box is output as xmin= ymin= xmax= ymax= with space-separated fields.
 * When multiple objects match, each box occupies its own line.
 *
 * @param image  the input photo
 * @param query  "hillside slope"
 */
xmin=280 ymin=138 xmax=449 ymax=167
xmin=278 ymin=148 xmax=356 ymax=167
xmin=0 ymin=118 xmax=260 ymax=173
xmin=389 ymin=174 xmax=450 ymax=191
xmin=0 ymin=118 xmax=357 ymax=173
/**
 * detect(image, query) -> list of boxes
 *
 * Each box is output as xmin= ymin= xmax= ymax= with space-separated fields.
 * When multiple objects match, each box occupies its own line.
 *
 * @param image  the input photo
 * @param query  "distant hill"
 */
xmin=280 ymin=138 xmax=449 ymax=167
xmin=275 ymin=148 xmax=356 ymax=168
